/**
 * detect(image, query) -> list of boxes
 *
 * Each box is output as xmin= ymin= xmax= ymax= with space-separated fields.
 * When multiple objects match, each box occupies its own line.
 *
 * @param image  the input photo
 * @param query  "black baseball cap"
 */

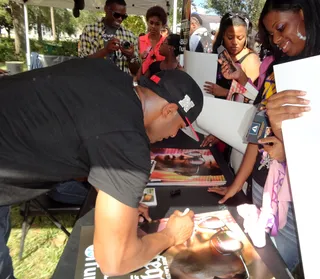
xmin=139 ymin=70 xmax=203 ymax=141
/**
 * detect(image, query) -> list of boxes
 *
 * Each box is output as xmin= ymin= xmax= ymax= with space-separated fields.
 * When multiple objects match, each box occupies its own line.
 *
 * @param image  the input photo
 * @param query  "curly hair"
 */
xmin=167 ymin=34 xmax=182 ymax=57
xmin=146 ymin=5 xmax=167 ymax=25
xmin=105 ymin=0 xmax=126 ymax=6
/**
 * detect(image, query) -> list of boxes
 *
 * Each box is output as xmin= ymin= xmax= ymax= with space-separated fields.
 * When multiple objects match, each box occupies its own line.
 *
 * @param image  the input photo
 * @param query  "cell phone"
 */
xmin=142 ymin=46 xmax=152 ymax=59
xmin=217 ymin=45 xmax=237 ymax=73
xmin=246 ymin=104 xmax=273 ymax=144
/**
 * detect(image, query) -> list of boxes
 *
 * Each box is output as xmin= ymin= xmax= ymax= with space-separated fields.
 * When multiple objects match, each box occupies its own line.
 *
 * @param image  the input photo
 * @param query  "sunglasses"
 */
xmin=194 ymin=216 xmax=251 ymax=279
xmin=109 ymin=9 xmax=128 ymax=20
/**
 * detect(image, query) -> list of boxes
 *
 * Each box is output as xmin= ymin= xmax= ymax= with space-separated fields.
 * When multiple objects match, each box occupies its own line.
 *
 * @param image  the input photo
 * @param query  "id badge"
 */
xmin=246 ymin=104 xmax=273 ymax=144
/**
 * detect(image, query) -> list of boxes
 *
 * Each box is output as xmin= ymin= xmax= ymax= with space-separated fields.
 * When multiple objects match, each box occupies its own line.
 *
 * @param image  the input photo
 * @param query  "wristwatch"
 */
xmin=129 ymin=56 xmax=139 ymax=63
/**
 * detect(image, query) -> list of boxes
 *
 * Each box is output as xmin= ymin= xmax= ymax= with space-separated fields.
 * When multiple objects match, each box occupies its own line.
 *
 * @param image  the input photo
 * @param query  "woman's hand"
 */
xmin=204 ymin=82 xmax=228 ymax=97
xmin=208 ymin=183 xmax=242 ymax=204
xmin=200 ymin=135 xmax=219 ymax=147
xmin=258 ymin=136 xmax=286 ymax=163
xmin=266 ymin=90 xmax=311 ymax=139
xmin=219 ymin=59 xmax=248 ymax=85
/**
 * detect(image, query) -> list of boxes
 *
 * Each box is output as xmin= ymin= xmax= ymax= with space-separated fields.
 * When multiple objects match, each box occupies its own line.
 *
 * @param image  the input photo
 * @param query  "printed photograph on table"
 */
xmin=148 ymin=148 xmax=226 ymax=186
xmin=140 ymin=187 xmax=157 ymax=207
xmin=74 ymin=210 xmax=275 ymax=279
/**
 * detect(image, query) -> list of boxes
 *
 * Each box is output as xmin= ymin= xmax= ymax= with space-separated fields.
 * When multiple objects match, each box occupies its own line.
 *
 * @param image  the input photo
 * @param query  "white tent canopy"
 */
xmin=16 ymin=0 xmax=173 ymax=15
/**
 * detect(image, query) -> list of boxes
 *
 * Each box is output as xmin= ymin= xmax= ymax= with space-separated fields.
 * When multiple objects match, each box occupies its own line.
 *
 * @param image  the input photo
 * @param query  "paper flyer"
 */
xmin=74 ymin=210 xmax=275 ymax=279
xmin=274 ymin=55 xmax=320 ymax=279
xmin=184 ymin=50 xmax=218 ymax=93
xmin=183 ymin=95 xmax=256 ymax=154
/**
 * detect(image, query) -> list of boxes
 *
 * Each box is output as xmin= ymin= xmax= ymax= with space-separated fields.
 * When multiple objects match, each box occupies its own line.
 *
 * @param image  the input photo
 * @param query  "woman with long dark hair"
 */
xmin=204 ymin=12 xmax=260 ymax=99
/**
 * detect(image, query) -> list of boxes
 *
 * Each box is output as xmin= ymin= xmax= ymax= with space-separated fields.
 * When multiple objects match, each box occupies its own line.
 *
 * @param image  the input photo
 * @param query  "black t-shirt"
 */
xmin=0 ymin=58 xmax=151 ymax=207
xmin=148 ymin=61 xmax=162 ymax=77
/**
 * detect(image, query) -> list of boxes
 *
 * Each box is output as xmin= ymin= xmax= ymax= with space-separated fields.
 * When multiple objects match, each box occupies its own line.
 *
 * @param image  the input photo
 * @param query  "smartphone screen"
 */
xmin=217 ymin=45 xmax=237 ymax=73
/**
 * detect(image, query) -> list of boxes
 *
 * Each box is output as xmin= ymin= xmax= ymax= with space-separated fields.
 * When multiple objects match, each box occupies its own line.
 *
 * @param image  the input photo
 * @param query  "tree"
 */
xmin=28 ymin=6 xmax=77 ymax=41
xmin=75 ymin=9 xmax=103 ymax=32
xmin=122 ymin=15 xmax=146 ymax=36
xmin=28 ymin=6 xmax=49 ymax=41
xmin=204 ymin=0 xmax=266 ymax=27
xmin=53 ymin=8 xmax=77 ymax=41
xmin=0 ymin=0 xmax=13 ymax=37
xmin=9 ymin=0 xmax=25 ymax=55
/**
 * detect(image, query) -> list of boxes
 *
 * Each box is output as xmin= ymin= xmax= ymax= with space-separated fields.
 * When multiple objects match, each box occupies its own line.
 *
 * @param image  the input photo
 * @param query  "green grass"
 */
xmin=8 ymin=206 xmax=76 ymax=279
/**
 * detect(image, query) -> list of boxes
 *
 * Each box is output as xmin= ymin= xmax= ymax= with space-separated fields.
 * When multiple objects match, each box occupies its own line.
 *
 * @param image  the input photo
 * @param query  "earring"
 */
xmin=297 ymin=23 xmax=306 ymax=41
xmin=297 ymin=30 xmax=306 ymax=41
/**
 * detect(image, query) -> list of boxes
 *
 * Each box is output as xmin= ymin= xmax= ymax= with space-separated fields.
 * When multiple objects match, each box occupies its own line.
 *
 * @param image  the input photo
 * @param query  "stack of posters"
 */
xmin=148 ymin=148 xmax=226 ymax=186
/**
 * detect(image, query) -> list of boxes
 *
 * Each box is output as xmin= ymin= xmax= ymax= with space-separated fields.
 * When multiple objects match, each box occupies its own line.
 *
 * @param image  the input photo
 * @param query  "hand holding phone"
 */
xmin=217 ymin=45 xmax=237 ymax=74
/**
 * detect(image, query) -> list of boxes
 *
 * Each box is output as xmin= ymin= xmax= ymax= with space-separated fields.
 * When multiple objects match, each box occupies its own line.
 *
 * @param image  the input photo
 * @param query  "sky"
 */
xmin=192 ymin=0 xmax=216 ymax=15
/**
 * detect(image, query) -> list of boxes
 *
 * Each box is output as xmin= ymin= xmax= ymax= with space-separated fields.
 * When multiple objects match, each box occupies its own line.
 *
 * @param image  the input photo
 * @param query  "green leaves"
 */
xmin=204 ymin=0 xmax=266 ymax=27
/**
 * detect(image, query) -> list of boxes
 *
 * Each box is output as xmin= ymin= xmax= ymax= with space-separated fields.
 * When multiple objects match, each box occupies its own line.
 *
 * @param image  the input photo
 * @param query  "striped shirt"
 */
xmin=78 ymin=19 xmax=139 ymax=74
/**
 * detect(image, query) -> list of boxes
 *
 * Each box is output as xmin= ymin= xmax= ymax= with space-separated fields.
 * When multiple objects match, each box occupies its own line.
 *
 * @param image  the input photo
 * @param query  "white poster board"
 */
xmin=182 ymin=95 xmax=256 ymax=154
xmin=274 ymin=55 xmax=320 ymax=279
xmin=184 ymin=50 xmax=218 ymax=93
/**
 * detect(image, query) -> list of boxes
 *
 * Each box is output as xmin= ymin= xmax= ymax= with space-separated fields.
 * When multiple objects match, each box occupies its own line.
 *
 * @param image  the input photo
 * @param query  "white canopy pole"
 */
xmin=172 ymin=0 xmax=178 ymax=33
xmin=23 ymin=4 xmax=31 ymax=70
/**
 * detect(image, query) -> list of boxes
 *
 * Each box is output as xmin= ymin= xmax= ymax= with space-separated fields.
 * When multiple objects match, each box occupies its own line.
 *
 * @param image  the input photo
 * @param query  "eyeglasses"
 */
xmin=108 ymin=9 xmax=128 ymax=20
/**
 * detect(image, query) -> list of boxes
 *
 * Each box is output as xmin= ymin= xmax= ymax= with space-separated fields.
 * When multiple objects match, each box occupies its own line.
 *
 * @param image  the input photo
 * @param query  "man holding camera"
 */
xmin=79 ymin=0 xmax=140 ymax=75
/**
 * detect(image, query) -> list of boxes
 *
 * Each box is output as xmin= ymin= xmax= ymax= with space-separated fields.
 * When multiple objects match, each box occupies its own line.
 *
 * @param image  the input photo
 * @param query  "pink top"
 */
xmin=237 ymin=152 xmax=292 ymax=248
xmin=139 ymin=33 xmax=166 ymax=74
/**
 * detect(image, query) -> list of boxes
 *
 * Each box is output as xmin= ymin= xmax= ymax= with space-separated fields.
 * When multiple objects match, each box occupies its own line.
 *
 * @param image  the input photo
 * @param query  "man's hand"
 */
xmin=204 ymin=82 xmax=228 ymax=97
xmin=258 ymin=136 xmax=286 ymax=162
xmin=121 ymin=44 xmax=135 ymax=59
xmin=162 ymin=209 xmax=194 ymax=246
xmin=200 ymin=134 xmax=219 ymax=147
xmin=208 ymin=184 xmax=242 ymax=204
xmin=266 ymin=90 xmax=310 ymax=139
xmin=138 ymin=203 xmax=151 ymax=223
xmin=104 ymin=37 xmax=121 ymax=54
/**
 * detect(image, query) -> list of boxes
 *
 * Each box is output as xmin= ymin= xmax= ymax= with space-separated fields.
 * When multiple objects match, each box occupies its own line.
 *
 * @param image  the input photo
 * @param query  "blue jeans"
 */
xmin=48 ymin=180 xmax=89 ymax=205
xmin=252 ymin=179 xmax=301 ymax=271
xmin=0 ymin=206 xmax=16 ymax=279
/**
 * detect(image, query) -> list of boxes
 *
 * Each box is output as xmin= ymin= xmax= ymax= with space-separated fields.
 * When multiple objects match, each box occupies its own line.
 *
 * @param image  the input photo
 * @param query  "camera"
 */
xmin=121 ymin=40 xmax=131 ymax=49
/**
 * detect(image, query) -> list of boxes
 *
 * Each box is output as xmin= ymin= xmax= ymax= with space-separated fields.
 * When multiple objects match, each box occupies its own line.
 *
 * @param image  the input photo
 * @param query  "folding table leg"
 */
xmin=32 ymin=199 xmax=71 ymax=237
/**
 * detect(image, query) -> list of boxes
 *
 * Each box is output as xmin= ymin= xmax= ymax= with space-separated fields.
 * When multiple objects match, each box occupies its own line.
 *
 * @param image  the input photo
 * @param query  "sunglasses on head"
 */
xmin=109 ymin=9 xmax=128 ymax=20
xmin=227 ymin=13 xmax=250 ymax=29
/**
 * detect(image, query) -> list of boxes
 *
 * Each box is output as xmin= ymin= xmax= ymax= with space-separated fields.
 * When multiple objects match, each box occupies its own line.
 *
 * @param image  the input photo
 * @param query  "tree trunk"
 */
xmin=9 ymin=0 xmax=26 ymax=55
xmin=5 ymin=28 xmax=11 ymax=38
xmin=37 ymin=17 xmax=42 ymax=41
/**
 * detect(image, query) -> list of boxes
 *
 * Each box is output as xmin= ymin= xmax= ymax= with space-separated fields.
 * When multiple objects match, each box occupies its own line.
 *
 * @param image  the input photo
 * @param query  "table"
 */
xmin=52 ymin=131 xmax=291 ymax=278
xmin=52 ymin=187 xmax=291 ymax=279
